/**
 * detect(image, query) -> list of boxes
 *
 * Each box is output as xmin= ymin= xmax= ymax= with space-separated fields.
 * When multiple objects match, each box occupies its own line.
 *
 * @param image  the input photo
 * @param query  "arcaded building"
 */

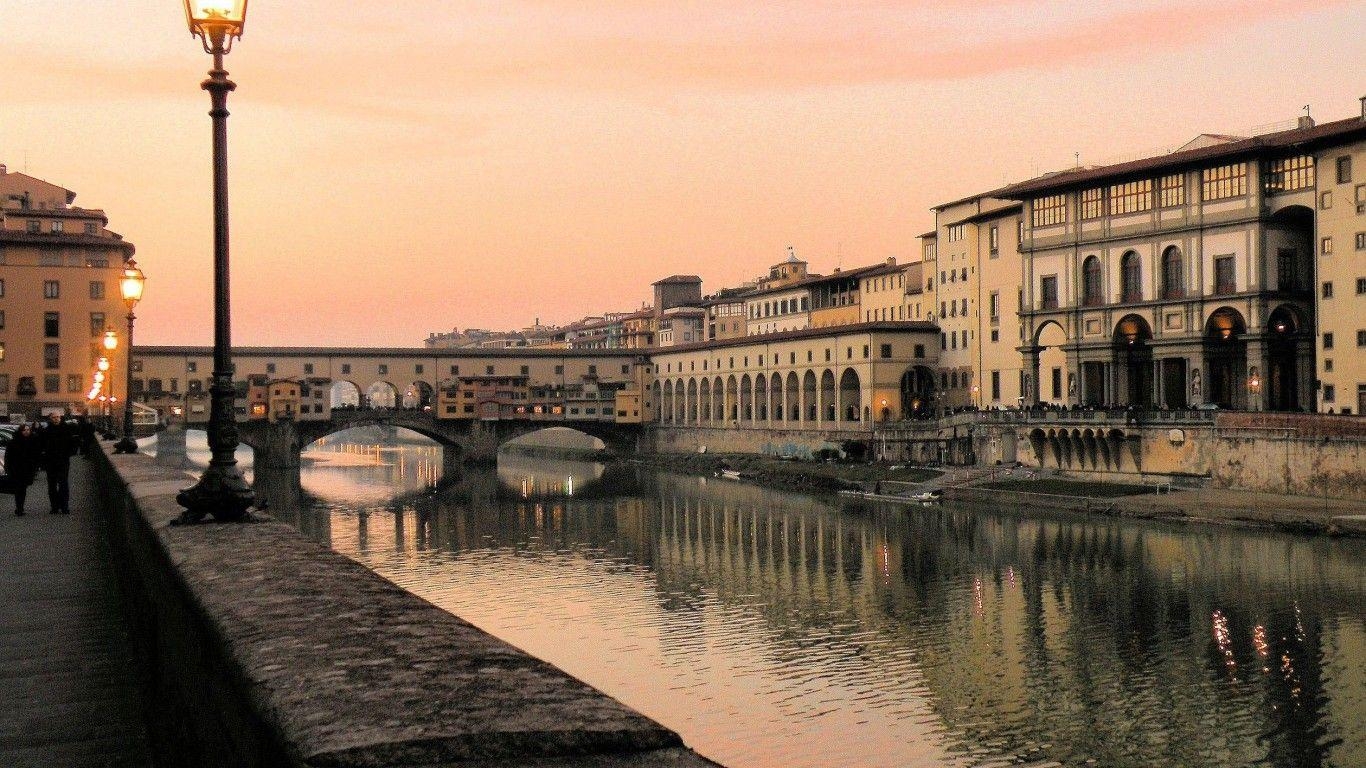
xmin=998 ymin=109 xmax=1366 ymax=412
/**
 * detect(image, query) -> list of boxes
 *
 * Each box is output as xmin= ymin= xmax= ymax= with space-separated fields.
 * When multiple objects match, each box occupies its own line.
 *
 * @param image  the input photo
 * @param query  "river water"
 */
xmin=176 ymin=434 xmax=1364 ymax=768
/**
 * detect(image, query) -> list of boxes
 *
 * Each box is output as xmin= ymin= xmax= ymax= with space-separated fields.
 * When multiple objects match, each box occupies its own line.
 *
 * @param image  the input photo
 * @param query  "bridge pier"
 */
xmin=251 ymin=420 xmax=303 ymax=469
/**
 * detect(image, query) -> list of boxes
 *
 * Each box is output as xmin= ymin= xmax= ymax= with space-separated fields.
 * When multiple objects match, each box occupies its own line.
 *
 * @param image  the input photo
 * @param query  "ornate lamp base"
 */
xmin=176 ymin=464 xmax=255 ymax=523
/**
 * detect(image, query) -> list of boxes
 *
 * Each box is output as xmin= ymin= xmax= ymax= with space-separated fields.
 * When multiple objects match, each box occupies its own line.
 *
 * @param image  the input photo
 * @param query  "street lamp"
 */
xmin=114 ymin=261 xmax=145 ymax=453
xmin=102 ymin=333 xmax=118 ymax=433
xmin=175 ymin=0 xmax=254 ymax=522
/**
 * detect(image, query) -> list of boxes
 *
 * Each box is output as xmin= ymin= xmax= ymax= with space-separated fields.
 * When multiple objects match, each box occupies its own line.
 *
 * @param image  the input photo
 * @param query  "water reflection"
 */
xmin=269 ymin=441 xmax=1366 ymax=768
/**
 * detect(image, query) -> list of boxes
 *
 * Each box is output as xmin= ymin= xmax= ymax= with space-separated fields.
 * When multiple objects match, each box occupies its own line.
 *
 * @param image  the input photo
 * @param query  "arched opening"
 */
xmin=755 ymin=374 xmax=769 ymax=421
xmin=662 ymin=381 xmax=674 ymax=423
xmin=770 ymin=373 xmax=784 ymax=423
xmin=726 ymin=376 xmax=738 ymax=421
xmin=839 ymin=368 xmax=861 ymax=422
xmin=330 ymin=380 xmax=361 ymax=410
xmin=365 ymin=381 xmax=398 ymax=409
xmin=1266 ymin=305 xmax=1306 ymax=411
xmin=712 ymin=377 xmax=724 ymax=424
xmin=1204 ymin=307 xmax=1247 ymax=409
xmin=740 ymin=375 xmax=753 ymax=422
xmin=686 ymin=378 xmax=698 ymax=423
xmin=821 ymin=370 xmax=836 ymax=422
xmin=802 ymin=370 xmax=817 ymax=422
xmin=402 ymin=381 xmax=434 ymax=410
xmin=900 ymin=365 xmax=935 ymax=418
xmin=785 ymin=372 xmax=800 ymax=422
xmin=1082 ymin=255 xmax=1104 ymax=306
xmin=1112 ymin=315 xmax=1153 ymax=407
xmin=1035 ymin=321 xmax=1068 ymax=406
xmin=699 ymin=378 xmax=712 ymax=422
xmin=1120 ymin=251 xmax=1142 ymax=302
xmin=651 ymin=381 xmax=661 ymax=421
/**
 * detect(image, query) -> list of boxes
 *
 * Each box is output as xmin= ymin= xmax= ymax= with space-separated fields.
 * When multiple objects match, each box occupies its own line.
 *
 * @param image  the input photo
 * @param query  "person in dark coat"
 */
xmin=40 ymin=413 xmax=77 ymax=515
xmin=5 ymin=423 xmax=40 ymax=516
xmin=76 ymin=415 xmax=97 ymax=457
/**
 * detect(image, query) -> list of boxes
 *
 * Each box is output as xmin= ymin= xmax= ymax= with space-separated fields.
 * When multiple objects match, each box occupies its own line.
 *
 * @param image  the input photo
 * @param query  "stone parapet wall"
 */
xmin=91 ymin=448 xmax=720 ymax=768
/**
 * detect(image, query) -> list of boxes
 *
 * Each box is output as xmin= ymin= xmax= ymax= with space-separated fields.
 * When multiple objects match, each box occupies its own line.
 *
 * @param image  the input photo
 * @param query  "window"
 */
xmin=1264 ymin=155 xmax=1315 ymax=193
xmin=1322 ymin=237 xmax=1333 ymax=255
xmin=44 ymin=375 xmax=60 ymax=394
xmin=40 ymin=253 xmax=60 ymax=267
xmin=341 ymin=364 xmax=351 ymax=374
xmin=1322 ymin=282 xmax=1334 ymax=299
xmin=43 ymin=280 xmax=60 ymax=299
xmin=1082 ymin=256 xmax=1103 ymax=305
xmin=0 ymin=310 xmax=4 ymax=329
xmin=1359 ymin=330 xmax=1366 ymax=348
xmin=415 ymin=364 xmax=424 ymax=374
xmin=1357 ymin=184 xmax=1366 ymax=213
xmin=1032 ymin=194 xmax=1067 ymax=226
xmin=989 ymin=291 xmax=1000 ymax=321
xmin=991 ymin=371 xmax=1001 ymax=400
xmin=1325 ymin=359 xmax=1334 ymax=372
xmin=1159 ymin=174 xmax=1185 ymax=207
xmin=1040 ymin=275 xmax=1059 ymax=309
xmin=485 ymin=365 xmax=495 ymax=375
xmin=377 ymin=364 xmax=388 ymax=374
xmin=1121 ymin=252 xmax=1142 ymax=302
xmin=1081 ymin=188 xmax=1104 ymax=219
xmin=26 ymin=220 xmax=40 ymax=233
xmin=67 ymin=375 xmax=83 ymax=393
xmin=89 ymin=281 xmax=105 ymax=300
xmin=89 ymin=313 xmax=105 ymax=336
xmin=1215 ymin=256 xmax=1236 ymax=295
xmin=44 ymin=312 xmax=60 ymax=338
xmin=588 ymin=365 xmax=597 ymax=375
xmin=449 ymin=365 xmax=459 ymax=375
xmin=1357 ymin=233 xmax=1365 ymax=251
xmin=1323 ymin=332 xmax=1334 ymax=350
xmin=85 ymin=222 xmax=98 ymax=235
xmin=0 ymin=279 xmax=5 ymax=297
xmin=1321 ymin=191 xmax=1333 ymax=209
xmin=1201 ymin=163 xmax=1246 ymax=200
xmin=1162 ymin=247 xmax=1184 ymax=299
xmin=266 ymin=363 xmax=276 ymax=374
xmin=1323 ymin=385 xmax=1335 ymax=403
xmin=914 ymin=344 xmax=924 ymax=359
xmin=0 ymin=343 xmax=5 ymax=362
xmin=1109 ymin=179 xmax=1152 ymax=214
xmin=86 ymin=256 xmax=108 ymax=268
xmin=1337 ymin=155 xmax=1353 ymax=184
xmin=51 ymin=220 xmax=63 ymax=233
xmin=187 ymin=361 xmax=198 ymax=373
xmin=947 ymin=224 xmax=966 ymax=242
xmin=44 ymin=343 xmax=60 ymax=369
xmin=1357 ymin=278 xmax=1366 ymax=295
xmin=1051 ymin=368 xmax=1062 ymax=399
xmin=0 ymin=375 xmax=7 ymax=393
xmin=302 ymin=363 xmax=312 ymax=374
xmin=991 ymin=329 xmax=999 ymax=342
xmin=989 ymin=226 xmax=999 ymax=256
xmin=1277 ymin=249 xmax=1296 ymax=292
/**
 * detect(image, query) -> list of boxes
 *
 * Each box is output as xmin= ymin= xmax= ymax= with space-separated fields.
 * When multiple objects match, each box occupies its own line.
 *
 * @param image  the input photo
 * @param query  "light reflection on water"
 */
xmin=243 ymin=438 xmax=1364 ymax=768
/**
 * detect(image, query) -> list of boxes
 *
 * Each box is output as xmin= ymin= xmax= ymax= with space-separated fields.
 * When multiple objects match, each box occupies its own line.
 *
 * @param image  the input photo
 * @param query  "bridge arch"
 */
xmin=365 ymin=381 xmax=399 ymax=409
xmin=330 ymin=380 xmax=362 ymax=409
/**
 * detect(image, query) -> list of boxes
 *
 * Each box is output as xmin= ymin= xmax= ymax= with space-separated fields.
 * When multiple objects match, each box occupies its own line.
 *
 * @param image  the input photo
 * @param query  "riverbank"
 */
xmin=631 ymin=453 xmax=941 ymax=494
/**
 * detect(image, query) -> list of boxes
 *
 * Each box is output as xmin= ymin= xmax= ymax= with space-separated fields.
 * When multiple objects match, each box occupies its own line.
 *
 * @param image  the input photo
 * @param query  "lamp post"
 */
xmin=114 ymin=262 xmax=145 ymax=453
xmin=102 ymin=329 xmax=117 ymax=431
xmin=175 ymin=0 xmax=254 ymax=521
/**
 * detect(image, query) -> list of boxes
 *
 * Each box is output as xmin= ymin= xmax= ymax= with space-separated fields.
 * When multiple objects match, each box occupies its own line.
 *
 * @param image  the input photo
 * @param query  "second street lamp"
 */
xmin=175 ymin=0 xmax=254 ymax=522
xmin=114 ymin=262 xmax=145 ymax=454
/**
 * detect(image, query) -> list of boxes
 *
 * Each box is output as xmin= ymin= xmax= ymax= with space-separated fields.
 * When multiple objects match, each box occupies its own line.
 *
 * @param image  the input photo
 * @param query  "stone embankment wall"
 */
xmin=649 ymin=425 xmax=872 ymax=458
xmin=92 ymin=449 xmax=720 ymax=768
xmin=1209 ymin=413 xmax=1366 ymax=501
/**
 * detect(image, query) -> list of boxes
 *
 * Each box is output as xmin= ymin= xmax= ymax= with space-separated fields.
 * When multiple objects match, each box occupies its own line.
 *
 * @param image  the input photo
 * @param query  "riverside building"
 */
xmin=0 ymin=164 xmax=136 ymax=420
xmin=997 ymin=104 xmax=1366 ymax=412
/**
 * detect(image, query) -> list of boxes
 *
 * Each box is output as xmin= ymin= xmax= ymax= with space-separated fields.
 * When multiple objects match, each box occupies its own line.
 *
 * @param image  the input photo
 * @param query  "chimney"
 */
xmin=1297 ymin=115 xmax=1315 ymax=129
xmin=0 ymin=163 xmax=6 ymax=175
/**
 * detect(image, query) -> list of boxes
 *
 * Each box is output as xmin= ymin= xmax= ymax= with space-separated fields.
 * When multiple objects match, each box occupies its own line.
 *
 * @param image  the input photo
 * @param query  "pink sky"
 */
xmin=2 ymin=1 xmax=1362 ymax=346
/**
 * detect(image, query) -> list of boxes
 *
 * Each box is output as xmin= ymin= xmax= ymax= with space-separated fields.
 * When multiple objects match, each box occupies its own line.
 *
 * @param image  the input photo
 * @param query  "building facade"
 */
xmin=0 ymin=164 xmax=137 ymax=420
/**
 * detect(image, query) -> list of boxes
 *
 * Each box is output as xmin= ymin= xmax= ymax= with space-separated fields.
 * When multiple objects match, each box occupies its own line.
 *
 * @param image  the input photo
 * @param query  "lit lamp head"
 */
xmin=94 ymin=372 xmax=106 ymax=384
xmin=120 ymin=259 xmax=146 ymax=310
xmin=103 ymin=330 xmax=118 ymax=351
xmin=98 ymin=358 xmax=110 ymax=372
xmin=184 ymin=0 xmax=248 ymax=53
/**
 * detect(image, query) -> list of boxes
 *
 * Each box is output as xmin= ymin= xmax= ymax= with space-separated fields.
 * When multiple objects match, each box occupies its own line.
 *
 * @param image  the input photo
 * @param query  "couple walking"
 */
xmin=6 ymin=413 xmax=80 ymax=516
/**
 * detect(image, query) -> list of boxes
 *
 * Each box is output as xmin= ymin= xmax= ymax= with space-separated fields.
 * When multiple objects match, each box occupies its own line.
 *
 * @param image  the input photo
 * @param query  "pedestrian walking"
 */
xmin=40 ymin=412 xmax=78 ymax=515
xmin=76 ymin=415 xmax=97 ymax=457
xmin=5 ymin=423 xmax=41 ymax=516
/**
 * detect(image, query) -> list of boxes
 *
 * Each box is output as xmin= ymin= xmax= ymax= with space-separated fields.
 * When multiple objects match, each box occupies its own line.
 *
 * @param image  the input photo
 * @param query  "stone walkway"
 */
xmin=0 ymin=452 xmax=151 ymax=767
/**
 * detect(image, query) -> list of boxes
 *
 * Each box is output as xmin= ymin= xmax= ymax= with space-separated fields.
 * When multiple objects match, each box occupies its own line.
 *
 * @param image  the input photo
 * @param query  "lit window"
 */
xmin=1201 ymin=163 xmax=1247 ymax=200
xmin=1032 ymin=194 xmax=1067 ymax=227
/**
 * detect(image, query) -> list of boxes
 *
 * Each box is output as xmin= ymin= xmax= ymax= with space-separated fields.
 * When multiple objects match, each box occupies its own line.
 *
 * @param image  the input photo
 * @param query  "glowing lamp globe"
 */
xmin=184 ymin=0 xmax=248 ymax=51
xmin=121 ymin=260 xmax=146 ymax=306
xmin=104 ymin=330 xmax=118 ymax=350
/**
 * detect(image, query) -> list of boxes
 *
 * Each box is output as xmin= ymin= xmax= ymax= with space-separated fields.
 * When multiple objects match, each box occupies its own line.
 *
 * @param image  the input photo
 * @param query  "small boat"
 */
xmin=909 ymin=490 xmax=942 ymax=502
xmin=717 ymin=469 xmax=744 ymax=480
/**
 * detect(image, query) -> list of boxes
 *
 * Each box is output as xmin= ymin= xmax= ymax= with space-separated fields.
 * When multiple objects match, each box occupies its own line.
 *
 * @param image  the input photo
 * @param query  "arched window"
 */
xmin=1162 ymin=247 xmax=1183 ymax=299
xmin=1082 ymin=256 xmax=1103 ymax=305
xmin=1121 ymin=251 xmax=1142 ymax=302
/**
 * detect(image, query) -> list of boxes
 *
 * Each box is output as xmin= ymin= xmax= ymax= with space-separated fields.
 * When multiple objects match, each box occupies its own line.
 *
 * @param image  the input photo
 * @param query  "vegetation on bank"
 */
xmin=976 ymin=478 xmax=1157 ymax=498
xmin=632 ymin=453 xmax=943 ymax=493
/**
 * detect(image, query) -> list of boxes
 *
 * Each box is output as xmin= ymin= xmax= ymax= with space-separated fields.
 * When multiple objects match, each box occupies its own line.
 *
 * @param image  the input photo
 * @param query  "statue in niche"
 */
xmin=1067 ymin=373 xmax=1077 ymax=398
xmin=1190 ymin=368 xmax=1202 ymax=398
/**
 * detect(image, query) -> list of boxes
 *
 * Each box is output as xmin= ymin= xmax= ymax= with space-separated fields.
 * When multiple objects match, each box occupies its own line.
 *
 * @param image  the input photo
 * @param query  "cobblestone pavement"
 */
xmin=0 ymin=450 xmax=151 ymax=768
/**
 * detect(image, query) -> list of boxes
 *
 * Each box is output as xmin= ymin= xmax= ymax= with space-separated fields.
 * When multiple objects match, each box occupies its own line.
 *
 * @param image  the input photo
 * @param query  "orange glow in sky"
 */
xmin=2 ymin=1 xmax=1362 ymax=345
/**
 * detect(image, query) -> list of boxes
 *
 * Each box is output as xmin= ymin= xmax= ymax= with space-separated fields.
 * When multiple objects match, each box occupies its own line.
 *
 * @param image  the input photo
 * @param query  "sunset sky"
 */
xmin=2 ymin=0 xmax=1363 ymax=346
